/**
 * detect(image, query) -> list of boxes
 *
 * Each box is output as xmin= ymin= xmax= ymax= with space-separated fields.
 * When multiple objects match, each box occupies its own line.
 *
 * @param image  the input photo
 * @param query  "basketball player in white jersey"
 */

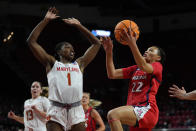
xmin=8 ymin=81 xmax=50 ymax=131
xmin=27 ymin=7 xmax=101 ymax=131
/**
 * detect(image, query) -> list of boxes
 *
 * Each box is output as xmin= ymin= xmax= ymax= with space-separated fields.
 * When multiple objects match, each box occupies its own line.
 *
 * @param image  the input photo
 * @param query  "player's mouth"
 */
xmin=143 ymin=53 xmax=147 ymax=57
xmin=32 ymin=91 xmax=37 ymax=94
xmin=70 ymin=52 xmax=74 ymax=57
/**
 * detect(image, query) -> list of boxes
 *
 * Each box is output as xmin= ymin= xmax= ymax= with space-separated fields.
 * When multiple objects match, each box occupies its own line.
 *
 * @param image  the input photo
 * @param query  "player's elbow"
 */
xmin=108 ymin=73 xmax=116 ymax=79
xmin=26 ymin=36 xmax=36 ymax=46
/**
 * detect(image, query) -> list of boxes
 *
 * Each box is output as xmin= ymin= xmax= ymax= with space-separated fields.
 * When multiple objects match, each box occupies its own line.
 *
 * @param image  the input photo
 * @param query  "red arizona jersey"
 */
xmin=122 ymin=62 xmax=162 ymax=106
xmin=85 ymin=107 xmax=96 ymax=131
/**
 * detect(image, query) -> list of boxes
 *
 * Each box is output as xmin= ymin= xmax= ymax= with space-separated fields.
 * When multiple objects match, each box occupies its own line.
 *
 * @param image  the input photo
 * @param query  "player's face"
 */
xmin=60 ymin=43 xmax=75 ymax=61
xmin=31 ymin=82 xmax=42 ymax=98
xmin=82 ymin=93 xmax=90 ymax=105
xmin=143 ymin=46 xmax=160 ymax=63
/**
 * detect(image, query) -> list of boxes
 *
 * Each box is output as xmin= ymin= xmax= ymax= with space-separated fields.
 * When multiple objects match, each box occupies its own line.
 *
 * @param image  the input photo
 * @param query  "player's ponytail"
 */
xmin=154 ymin=46 xmax=166 ymax=66
xmin=41 ymin=86 xmax=49 ymax=97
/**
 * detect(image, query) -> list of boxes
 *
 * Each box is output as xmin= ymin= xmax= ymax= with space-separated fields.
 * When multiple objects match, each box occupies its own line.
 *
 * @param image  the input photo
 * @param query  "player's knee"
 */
xmin=107 ymin=109 xmax=119 ymax=120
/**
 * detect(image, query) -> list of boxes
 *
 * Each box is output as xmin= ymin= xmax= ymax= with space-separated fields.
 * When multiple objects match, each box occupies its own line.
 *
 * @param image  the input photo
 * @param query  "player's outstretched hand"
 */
xmin=44 ymin=7 xmax=60 ymax=21
xmin=120 ymin=26 xmax=137 ymax=46
xmin=62 ymin=18 xmax=81 ymax=26
xmin=100 ymin=37 xmax=113 ymax=53
xmin=169 ymin=84 xmax=186 ymax=100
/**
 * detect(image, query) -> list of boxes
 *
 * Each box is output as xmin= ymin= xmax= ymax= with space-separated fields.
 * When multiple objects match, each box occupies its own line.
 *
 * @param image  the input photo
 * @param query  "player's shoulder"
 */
xmin=151 ymin=62 xmax=163 ymax=72
xmin=151 ymin=62 xmax=162 ymax=67
xmin=24 ymin=98 xmax=32 ymax=105
xmin=24 ymin=99 xmax=30 ymax=103
xmin=40 ymin=96 xmax=49 ymax=101
xmin=91 ymin=108 xmax=101 ymax=118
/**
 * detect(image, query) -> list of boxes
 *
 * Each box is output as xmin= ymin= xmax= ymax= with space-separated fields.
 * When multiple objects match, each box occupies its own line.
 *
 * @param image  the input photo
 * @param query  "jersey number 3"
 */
xmin=26 ymin=110 xmax=33 ymax=121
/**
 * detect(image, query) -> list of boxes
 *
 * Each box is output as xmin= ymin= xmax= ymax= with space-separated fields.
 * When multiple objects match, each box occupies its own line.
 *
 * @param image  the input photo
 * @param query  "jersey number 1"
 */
xmin=67 ymin=73 xmax=71 ymax=86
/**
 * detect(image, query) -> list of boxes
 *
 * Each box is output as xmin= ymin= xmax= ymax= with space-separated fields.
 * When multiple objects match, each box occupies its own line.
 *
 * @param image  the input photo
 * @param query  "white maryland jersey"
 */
xmin=47 ymin=61 xmax=83 ymax=103
xmin=23 ymin=96 xmax=50 ymax=131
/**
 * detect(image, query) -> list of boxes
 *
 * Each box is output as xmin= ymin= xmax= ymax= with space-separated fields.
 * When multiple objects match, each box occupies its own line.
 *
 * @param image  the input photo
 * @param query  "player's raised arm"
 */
xmin=63 ymin=18 xmax=101 ymax=72
xmin=101 ymin=37 xmax=124 ymax=79
xmin=120 ymin=27 xmax=154 ymax=73
xmin=27 ymin=7 xmax=58 ymax=72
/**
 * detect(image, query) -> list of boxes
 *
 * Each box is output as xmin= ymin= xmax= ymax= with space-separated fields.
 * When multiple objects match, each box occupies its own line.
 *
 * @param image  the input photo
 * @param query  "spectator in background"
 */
xmin=82 ymin=92 xmax=105 ymax=131
xmin=8 ymin=81 xmax=50 ymax=131
xmin=169 ymin=84 xmax=196 ymax=100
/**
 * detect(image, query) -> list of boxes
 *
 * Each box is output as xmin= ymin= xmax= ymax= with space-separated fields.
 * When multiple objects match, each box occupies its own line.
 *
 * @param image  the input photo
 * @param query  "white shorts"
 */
xmin=24 ymin=127 xmax=47 ymax=131
xmin=47 ymin=105 xmax=85 ymax=131
xmin=133 ymin=104 xmax=151 ymax=121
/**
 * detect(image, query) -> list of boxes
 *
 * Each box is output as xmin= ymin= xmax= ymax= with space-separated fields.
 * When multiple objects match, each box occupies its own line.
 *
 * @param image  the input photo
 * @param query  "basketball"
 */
xmin=114 ymin=20 xmax=140 ymax=45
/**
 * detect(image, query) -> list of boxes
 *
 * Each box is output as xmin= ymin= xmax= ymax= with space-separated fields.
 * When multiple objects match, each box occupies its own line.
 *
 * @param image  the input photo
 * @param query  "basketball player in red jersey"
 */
xmin=82 ymin=92 xmax=105 ymax=131
xmin=27 ymin=7 xmax=101 ymax=131
xmin=169 ymin=84 xmax=196 ymax=100
xmin=101 ymin=27 xmax=166 ymax=131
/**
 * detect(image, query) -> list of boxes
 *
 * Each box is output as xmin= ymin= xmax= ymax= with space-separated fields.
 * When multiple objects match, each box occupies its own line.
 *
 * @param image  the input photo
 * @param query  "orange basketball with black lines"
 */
xmin=114 ymin=20 xmax=140 ymax=45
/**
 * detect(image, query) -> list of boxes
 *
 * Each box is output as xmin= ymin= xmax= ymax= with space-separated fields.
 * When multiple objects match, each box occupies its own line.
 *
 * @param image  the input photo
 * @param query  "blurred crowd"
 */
xmin=0 ymin=94 xmax=196 ymax=131
xmin=156 ymin=97 xmax=196 ymax=128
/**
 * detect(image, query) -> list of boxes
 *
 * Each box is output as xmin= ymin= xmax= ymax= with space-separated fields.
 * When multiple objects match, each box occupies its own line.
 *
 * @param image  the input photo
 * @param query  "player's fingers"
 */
xmin=48 ymin=7 xmax=52 ymax=12
xmin=182 ymin=87 xmax=185 ymax=90
xmin=51 ymin=7 xmax=57 ymax=14
xmin=63 ymin=19 xmax=71 ymax=24
xmin=107 ymin=36 xmax=111 ymax=41
xmin=119 ymin=31 xmax=127 ymax=41
xmin=119 ymin=32 xmax=125 ymax=41
xmin=172 ymin=84 xmax=179 ymax=89
xmin=123 ymin=28 xmax=129 ymax=36
xmin=169 ymin=87 xmax=177 ymax=91
xmin=103 ymin=36 xmax=108 ymax=41
xmin=169 ymin=95 xmax=175 ymax=97
xmin=128 ymin=26 xmax=132 ymax=35
xmin=100 ymin=37 xmax=103 ymax=42
xmin=108 ymin=37 xmax=112 ymax=41
xmin=100 ymin=37 xmax=105 ymax=44
xmin=172 ymin=85 xmax=179 ymax=90
xmin=133 ymin=31 xmax=137 ymax=39
xmin=168 ymin=90 xmax=175 ymax=94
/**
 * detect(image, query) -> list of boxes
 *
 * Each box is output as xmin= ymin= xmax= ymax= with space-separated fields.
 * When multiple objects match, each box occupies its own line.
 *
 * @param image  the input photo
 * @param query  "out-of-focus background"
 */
xmin=0 ymin=0 xmax=196 ymax=130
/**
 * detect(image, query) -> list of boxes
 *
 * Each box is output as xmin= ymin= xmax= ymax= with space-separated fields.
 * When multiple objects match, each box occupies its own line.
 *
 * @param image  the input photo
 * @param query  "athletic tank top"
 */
xmin=85 ymin=107 xmax=96 ymax=131
xmin=47 ymin=61 xmax=83 ymax=103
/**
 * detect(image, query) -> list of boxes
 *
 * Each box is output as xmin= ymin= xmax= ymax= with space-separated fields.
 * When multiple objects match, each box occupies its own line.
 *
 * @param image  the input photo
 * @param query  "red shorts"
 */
xmin=130 ymin=127 xmax=152 ymax=131
xmin=131 ymin=103 xmax=159 ymax=129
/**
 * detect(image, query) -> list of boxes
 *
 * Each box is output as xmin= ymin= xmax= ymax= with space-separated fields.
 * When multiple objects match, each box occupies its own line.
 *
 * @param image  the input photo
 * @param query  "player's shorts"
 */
xmin=129 ymin=127 xmax=152 ymax=131
xmin=131 ymin=103 xmax=159 ymax=129
xmin=24 ymin=127 xmax=47 ymax=131
xmin=47 ymin=104 xmax=85 ymax=130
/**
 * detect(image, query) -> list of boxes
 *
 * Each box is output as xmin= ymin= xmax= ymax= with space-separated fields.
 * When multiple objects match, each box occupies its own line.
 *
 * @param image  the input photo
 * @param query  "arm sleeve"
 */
xmin=122 ymin=65 xmax=138 ymax=79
